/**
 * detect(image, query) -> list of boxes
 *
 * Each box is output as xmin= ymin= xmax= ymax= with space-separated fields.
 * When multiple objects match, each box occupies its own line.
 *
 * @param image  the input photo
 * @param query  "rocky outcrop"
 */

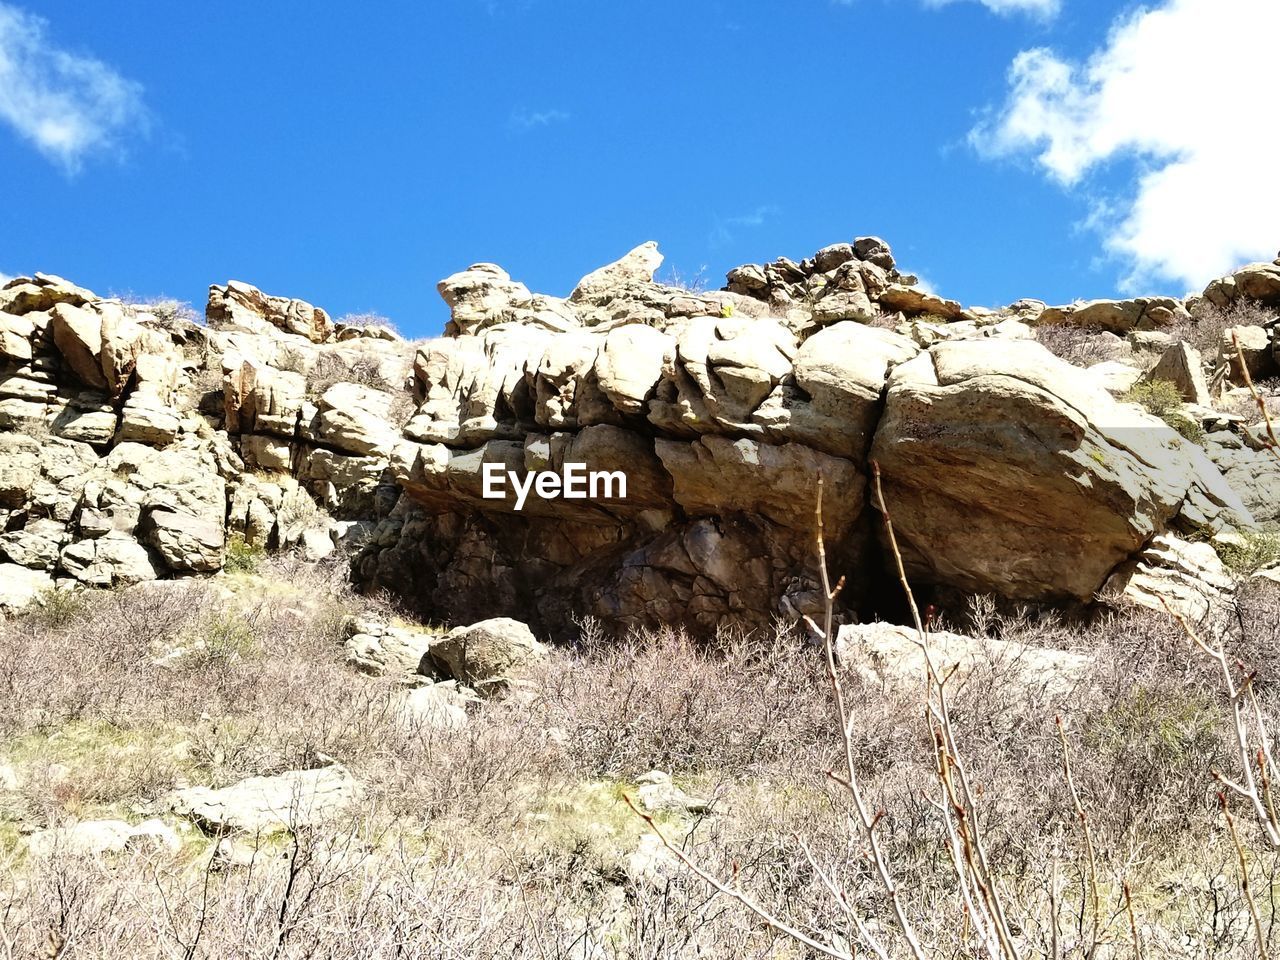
xmin=168 ymin=765 xmax=361 ymax=834
xmin=1035 ymin=297 xmax=1191 ymax=333
xmin=2 ymin=236 xmax=1275 ymax=639
xmin=1203 ymin=257 xmax=1280 ymax=310
xmin=836 ymin=621 xmax=1091 ymax=698
xmin=870 ymin=340 xmax=1248 ymax=601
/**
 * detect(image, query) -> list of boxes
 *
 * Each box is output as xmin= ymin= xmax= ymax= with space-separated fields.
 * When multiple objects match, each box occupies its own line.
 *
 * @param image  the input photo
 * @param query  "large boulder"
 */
xmin=836 ymin=621 xmax=1091 ymax=698
xmin=870 ymin=340 xmax=1250 ymax=600
xmin=1203 ymin=258 xmax=1280 ymax=309
xmin=207 ymin=280 xmax=333 ymax=343
xmin=427 ymin=617 xmax=547 ymax=689
xmin=168 ymin=765 xmax=361 ymax=834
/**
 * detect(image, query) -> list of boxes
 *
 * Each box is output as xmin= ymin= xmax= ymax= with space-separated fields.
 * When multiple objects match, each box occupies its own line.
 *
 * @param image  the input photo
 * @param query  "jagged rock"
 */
xmin=1105 ymin=534 xmax=1236 ymax=622
xmin=168 ymin=765 xmax=362 ymax=834
xmin=752 ymin=322 xmax=917 ymax=458
xmin=428 ymin=617 xmax=546 ymax=689
xmin=571 ymin=242 xmax=664 ymax=301
xmin=1087 ymin=360 xmax=1144 ymax=396
xmin=315 ymin=382 xmax=400 ymax=457
xmin=1203 ymin=431 xmax=1280 ymax=524
xmin=0 ymin=563 xmax=54 ymax=613
xmin=634 ymin=771 xmax=712 ymax=815
xmin=870 ymin=340 xmax=1251 ymax=601
xmin=1144 ymin=341 xmax=1212 ymax=405
xmin=595 ymin=324 xmax=672 ymax=414
xmin=223 ymin=353 xmax=306 ymax=436
xmin=0 ymin=273 xmax=94 ymax=315
xmin=438 ymin=264 xmax=579 ymax=337
xmin=0 ymin=518 xmax=68 ymax=569
xmin=60 ymin=534 xmax=160 ymax=586
xmin=835 ymin=622 xmax=1091 ymax=698
xmin=1037 ymin=297 xmax=1191 ymax=333
xmin=878 ymin=284 xmax=964 ymax=321
xmin=853 ymin=236 xmax=896 ymax=270
xmin=1223 ymin=325 xmax=1277 ymax=384
xmin=396 ymin=681 xmax=475 ymax=730
xmin=1203 ymin=258 xmax=1280 ymax=309
xmin=50 ymin=302 xmax=144 ymax=395
xmin=146 ymin=509 xmax=224 ymax=572
xmin=25 ymin=819 xmax=182 ymax=858
xmin=342 ymin=614 xmax=437 ymax=677
xmin=207 ymin=280 xmax=333 ymax=343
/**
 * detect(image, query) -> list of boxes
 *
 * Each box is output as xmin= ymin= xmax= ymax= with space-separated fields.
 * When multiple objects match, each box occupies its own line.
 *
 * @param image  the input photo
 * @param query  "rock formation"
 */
xmin=1 ymin=238 xmax=1277 ymax=634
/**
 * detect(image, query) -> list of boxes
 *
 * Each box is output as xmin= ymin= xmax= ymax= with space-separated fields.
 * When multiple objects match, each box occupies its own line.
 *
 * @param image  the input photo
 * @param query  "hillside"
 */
xmin=1 ymin=239 xmax=1279 ymax=957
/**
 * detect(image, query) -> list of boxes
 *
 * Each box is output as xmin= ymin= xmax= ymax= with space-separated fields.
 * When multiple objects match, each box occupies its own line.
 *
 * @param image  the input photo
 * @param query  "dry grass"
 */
xmin=1034 ymin=324 xmax=1126 ymax=366
xmin=1 ymin=557 xmax=1280 ymax=956
xmin=1178 ymin=299 xmax=1280 ymax=357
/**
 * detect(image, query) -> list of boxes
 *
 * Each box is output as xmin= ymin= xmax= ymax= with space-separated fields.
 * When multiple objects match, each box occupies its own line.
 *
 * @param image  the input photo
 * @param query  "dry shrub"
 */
xmin=306 ymin=353 xmax=393 ymax=395
xmin=1035 ymin=324 xmax=1127 ymax=366
xmin=525 ymin=620 xmax=834 ymax=779
xmin=1177 ymin=298 xmax=1280 ymax=357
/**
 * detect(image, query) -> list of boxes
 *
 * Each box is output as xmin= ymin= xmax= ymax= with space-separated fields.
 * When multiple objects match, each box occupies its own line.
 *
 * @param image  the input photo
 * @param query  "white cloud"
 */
xmin=709 ymin=205 xmax=780 ymax=246
xmin=833 ymin=0 xmax=1058 ymax=16
xmin=971 ymin=0 xmax=1280 ymax=292
xmin=509 ymin=108 xmax=569 ymax=132
xmin=0 ymin=272 xmax=11 ymax=286
xmin=0 ymin=3 xmax=146 ymax=172
xmin=923 ymin=0 xmax=1059 ymax=17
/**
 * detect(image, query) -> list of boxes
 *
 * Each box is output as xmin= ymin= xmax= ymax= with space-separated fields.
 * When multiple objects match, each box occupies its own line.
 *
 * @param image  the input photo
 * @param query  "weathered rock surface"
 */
xmin=1 ymin=236 xmax=1274 ymax=638
xmin=836 ymin=621 xmax=1091 ymax=698
xmin=870 ymin=340 xmax=1249 ymax=601
xmin=168 ymin=765 xmax=361 ymax=834
xmin=25 ymin=818 xmax=183 ymax=858
xmin=1105 ymin=533 xmax=1236 ymax=622
xmin=429 ymin=617 xmax=547 ymax=689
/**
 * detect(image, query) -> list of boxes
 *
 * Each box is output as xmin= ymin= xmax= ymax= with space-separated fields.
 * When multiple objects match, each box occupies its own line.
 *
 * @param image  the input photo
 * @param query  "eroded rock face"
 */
xmin=869 ymin=340 xmax=1248 ymax=601
xmin=1 ymin=237 xmax=1273 ymax=637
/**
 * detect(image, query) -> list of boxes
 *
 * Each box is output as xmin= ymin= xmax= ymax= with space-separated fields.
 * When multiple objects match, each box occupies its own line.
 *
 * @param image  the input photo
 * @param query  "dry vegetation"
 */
xmin=0 ymin=530 xmax=1278 ymax=958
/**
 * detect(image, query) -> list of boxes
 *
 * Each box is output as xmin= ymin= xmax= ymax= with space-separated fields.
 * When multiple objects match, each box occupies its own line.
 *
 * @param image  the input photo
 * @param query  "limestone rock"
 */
xmin=1105 ymin=534 xmax=1236 ymax=622
xmin=168 ymin=765 xmax=362 ymax=834
xmin=1203 ymin=259 xmax=1280 ymax=309
xmin=835 ymin=622 xmax=1091 ymax=698
xmin=428 ymin=617 xmax=547 ymax=689
xmin=571 ymin=242 xmax=664 ymax=302
xmin=26 ymin=818 xmax=182 ymax=858
xmin=146 ymin=509 xmax=224 ymax=572
xmin=878 ymin=284 xmax=964 ymax=321
xmin=1144 ymin=341 xmax=1211 ymax=405
xmin=1223 ymin=326 xmax=1277 ymax=385
xmin=1037 ymin=297 xmax=1191 ymax=333
xmin=316 ymin=382 xmax=399 ymax=457
xmin=207 ymin=281 xmax=333 ymax=343
xmin=0 ymin=563 xmax=54 ymax=613
xmin=342 ymin=614 xmax=437 ymax=677
xmin=396 ymin=681 xmax=475 ymax=730
xmin=438 ymin=264 xmax=579 ymax=337
xmin=870 ymin=340 xmax=1250 ymax=601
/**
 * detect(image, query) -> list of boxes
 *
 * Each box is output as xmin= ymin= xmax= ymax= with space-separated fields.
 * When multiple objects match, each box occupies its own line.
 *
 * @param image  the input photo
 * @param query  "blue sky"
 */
xmin=0 ymin=0 xmax=1274 ymax=337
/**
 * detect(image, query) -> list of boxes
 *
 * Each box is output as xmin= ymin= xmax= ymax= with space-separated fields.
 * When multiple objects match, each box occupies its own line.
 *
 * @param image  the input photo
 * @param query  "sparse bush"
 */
xmin=1176 ymin=298 xmax=1280 ymax=357
xmin=1218 ymin=529 xmax=1280 ymax=575
xmin=1126 ymin=378 xmax=1205 ymax=442
xmin=336 ymin=311 xmax=399 ymax=336
xmin=306 ymin=352 xmax=393 ymax=395
xmin=222 ymin=535 xmax=263 ymax=574
xmin=1035 ymin=323 xmax=1124 ymax=366
xmin=277 ymin=486 xmax=324 ymax=535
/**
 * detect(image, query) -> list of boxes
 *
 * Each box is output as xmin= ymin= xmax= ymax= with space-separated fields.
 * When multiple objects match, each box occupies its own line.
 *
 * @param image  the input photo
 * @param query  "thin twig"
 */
xmin=1223 ymin=793 xmax=1272 ymax=960
xmin=1233 ymin=331 xmax=1280 ymax=464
